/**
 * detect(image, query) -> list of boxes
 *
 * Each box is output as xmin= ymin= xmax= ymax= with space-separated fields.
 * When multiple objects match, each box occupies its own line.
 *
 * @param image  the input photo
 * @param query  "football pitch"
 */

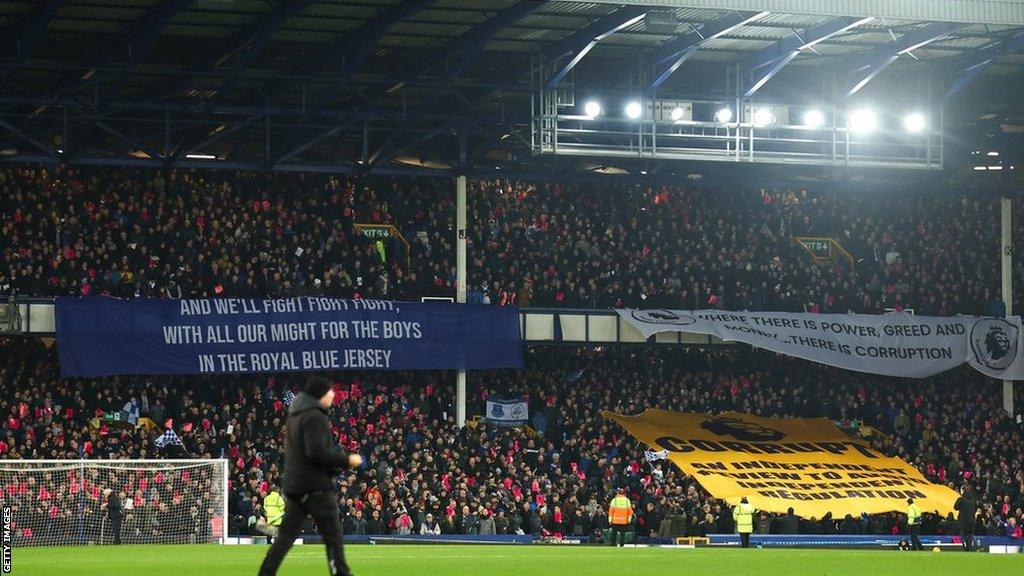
xmin=11 ymin=544 xmax=1024 ymax=575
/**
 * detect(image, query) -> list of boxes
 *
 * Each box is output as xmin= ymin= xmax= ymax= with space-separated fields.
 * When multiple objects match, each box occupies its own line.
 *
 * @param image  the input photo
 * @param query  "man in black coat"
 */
xmin=779 ymin=507 xmax=800 ymax=534
xmin=954 ymin=485 xmax=978 ymax=552
xmin=259 ymin=377 xmax=363 ymax=576
xmin=103 ymin=488 xmax=124 ymax=544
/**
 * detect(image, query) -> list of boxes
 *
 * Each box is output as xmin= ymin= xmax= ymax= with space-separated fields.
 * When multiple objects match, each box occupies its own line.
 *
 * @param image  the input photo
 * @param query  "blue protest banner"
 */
xmin=56 ymin=297 xmax=523 ymax=377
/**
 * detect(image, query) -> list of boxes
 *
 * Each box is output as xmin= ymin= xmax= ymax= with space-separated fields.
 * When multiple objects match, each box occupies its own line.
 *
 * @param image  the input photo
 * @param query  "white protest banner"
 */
xmin=619 ymin=309 xmax=1023 ymax=380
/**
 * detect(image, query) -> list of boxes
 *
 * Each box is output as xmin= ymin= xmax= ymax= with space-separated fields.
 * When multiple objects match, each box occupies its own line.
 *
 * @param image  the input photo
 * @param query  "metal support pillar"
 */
xmin=1002 ymin=196 xmax=1015 ymax=416
xmin=456 ymin=174 xmax=468 ymax=428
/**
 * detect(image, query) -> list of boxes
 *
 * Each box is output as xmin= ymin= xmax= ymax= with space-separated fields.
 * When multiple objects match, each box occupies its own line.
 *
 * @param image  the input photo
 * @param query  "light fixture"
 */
xmin=670 ymin=106 xmax=686 ymax=122
xmin=903 ymin=113 xmax=926 ymax=133
xmin=624 ymin=101 xmax=643 ymax=120
xmin=185 ymin=153 xmax=217 ymax=160
xmin=715 ymin=107 xmax=733 ymax=123
xmin=849 ymin=108 xmax=877 ymax=134
xmin=987 ymin=151 xmax=999 ymax=157
xmin=583 ymin=100 xmax=602 ymax=118
xmin=752 ymin=107 xmax=774 ymax=127
xmin=803 ymin=109 xmax=824 ymax=129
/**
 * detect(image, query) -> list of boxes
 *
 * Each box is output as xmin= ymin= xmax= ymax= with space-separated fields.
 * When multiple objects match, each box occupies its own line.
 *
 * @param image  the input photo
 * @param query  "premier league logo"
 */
xmin=630 ymin=310 xmax=698 ymax=326
xmin=970 ymin=319 xmax=1019 ymax=370
xmin=700 ymin=416 xmax=786 ymax=442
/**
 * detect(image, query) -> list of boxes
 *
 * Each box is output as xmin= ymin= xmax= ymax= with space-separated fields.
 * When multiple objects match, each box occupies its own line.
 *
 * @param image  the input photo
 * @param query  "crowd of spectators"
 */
xmin=466 ymin=179 xmax=1006 ymax=315
xmin=0 ymin=163 xmax=1018 ymax=315
xmin=2 ymin=162 xmax=1024 ymax=545
xmin=1 ymin=165 xmax=455 ymax=302
xmin=2 ymin=339 xmax=1022 ymax=543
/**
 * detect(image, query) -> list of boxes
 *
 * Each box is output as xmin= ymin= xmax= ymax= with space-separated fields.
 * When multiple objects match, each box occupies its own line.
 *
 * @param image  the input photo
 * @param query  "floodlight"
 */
xmin=903 ymin=113 xmax=926 ymax=133
xmin=849 ymin=108 xmax=877 ymax=133
xmin=624 ymin=101 xmax=643 ymax=120
xmin=583 ymin=100 xmax=602 ymax=118
xmin=752 ymin=107 xmax=774 ymax=127
xmin=803 ymin=109 xmax=824 ymax=129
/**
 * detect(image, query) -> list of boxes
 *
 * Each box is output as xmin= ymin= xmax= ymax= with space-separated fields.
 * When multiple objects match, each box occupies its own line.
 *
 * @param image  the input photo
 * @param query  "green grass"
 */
xmin=11 ymin=543 xmax=1024 ymax=575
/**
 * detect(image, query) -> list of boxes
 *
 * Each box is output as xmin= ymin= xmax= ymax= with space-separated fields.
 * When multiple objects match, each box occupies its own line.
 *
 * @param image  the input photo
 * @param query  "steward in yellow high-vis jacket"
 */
xmin=257 ymin=489 xmax=286 ymax=544
xmin=733 ymin=497 xmax=756 ymax=548
xmin=906 ymin=498 xmax=923 ymax=551
xmin=608 ymin=488 xmax=634 ymax=547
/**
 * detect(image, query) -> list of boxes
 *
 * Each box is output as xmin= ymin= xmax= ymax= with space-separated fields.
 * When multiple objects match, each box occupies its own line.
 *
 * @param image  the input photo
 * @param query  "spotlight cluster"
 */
xmin=578 ymin=100 xmax=929 ymax=134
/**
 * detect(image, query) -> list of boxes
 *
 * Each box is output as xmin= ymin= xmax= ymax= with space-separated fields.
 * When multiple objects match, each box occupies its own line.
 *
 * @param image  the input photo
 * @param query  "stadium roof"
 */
xmin=1 ymin=0 xmax=1023 ymax=179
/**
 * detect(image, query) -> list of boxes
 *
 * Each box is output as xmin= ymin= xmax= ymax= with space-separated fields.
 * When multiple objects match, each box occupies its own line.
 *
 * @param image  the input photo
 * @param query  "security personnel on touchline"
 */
xmin=733 ymin=497 xmax=756 ymax=548
xmin=608 ymin=488 xmax=634 ymax=547
xmin=954 ymin=485 xmax=978 ymax=552
xmin=259 ymin=488 xmax=286 ymax=544
xmin=258 ymin=376 xmax=363 ymax=576
xmin=906 ymin=497 xmax=923 ymax=551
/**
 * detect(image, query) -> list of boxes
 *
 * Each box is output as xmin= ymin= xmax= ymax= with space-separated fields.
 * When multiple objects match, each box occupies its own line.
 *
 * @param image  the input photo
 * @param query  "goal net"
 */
xmin=0 ymin=459 xmax=228 ymax=547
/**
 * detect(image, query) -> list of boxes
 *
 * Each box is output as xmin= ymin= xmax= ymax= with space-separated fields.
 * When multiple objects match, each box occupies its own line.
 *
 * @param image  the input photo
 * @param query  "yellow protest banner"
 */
xmin=603 ymin=409 xmax=958 ymax=519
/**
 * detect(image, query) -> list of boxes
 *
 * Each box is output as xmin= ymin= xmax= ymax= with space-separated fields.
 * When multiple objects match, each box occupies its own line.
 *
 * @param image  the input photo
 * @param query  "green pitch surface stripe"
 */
xmin=10 ymin=544 xmax=1024 ymax=575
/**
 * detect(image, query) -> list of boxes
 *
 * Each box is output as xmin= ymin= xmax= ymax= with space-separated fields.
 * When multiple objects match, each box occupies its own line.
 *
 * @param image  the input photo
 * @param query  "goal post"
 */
xmin=0 ymin=459 xmax=229 ymax=547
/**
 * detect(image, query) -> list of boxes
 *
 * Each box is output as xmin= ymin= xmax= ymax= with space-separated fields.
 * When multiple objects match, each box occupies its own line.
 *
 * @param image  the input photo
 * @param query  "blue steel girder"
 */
xmin=222 ymin=0 xmax=438 ymax=162
xmin=117 ymin=0 xmax=193 ymax=69
xmin=844 ymin=21 xmax=961 ymax=97
xmin=741 ymin=16 xmax=873 ymax=97
xmin=300 ymin=2 xmax=542 ymax=167
xmin=742 ymin=16 xmax=873 ymax=71
xmin=201 ymin=0 xmax=318 ymax=101
xmin=649 ymin=10 xmax=766 ymax=66
xmin=299 ymin=0 xmax=440 ymax=116
xmin=306 ymin=0 xmax=438 ymax=75
xmin=210 ymin=0 xmax=316 ymax=68
xmin=946 ymin=29 xmax=1024 ymax=98
xmin=544 ymin=6 xmax=647 ymax=89
xmin=3 ymin=0 xmax=66 ymax=61
xmin=367 ymin=125 xmax=449 ymax=167
xmin=648 ymin=10 xmax=769 ymax=91
xmin=49 ymin=0 xmax=192 ymax=100
xmin=167 ymin=0 xmax=316 ymax=158
xmin=0 ymin=117 xmax=59 ymax=158
xmin=272 ymin=119 xmax=362 ymax=166
xmin=187 ymin=114 xmax=264 ymax=156
xmin=429 ymin=0 xmax=546 ymax=80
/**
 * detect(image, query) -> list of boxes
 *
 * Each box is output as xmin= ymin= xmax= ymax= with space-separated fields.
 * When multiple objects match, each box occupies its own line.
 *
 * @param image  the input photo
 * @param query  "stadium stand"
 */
xmin=5 ymin=0 xmax=1024 ymax=571
xmin=0 ymin=165 xmax=1016 ymax=314
xmin=2 ymin=338 xmax=1022 ymax=543
xmin=0 ymin=165 xmax=454 ymax=301
xmin=2 ymin=163 xmax=1023 ymax=546
xmin=465 ymin=178 xmax=1007 ymax=315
